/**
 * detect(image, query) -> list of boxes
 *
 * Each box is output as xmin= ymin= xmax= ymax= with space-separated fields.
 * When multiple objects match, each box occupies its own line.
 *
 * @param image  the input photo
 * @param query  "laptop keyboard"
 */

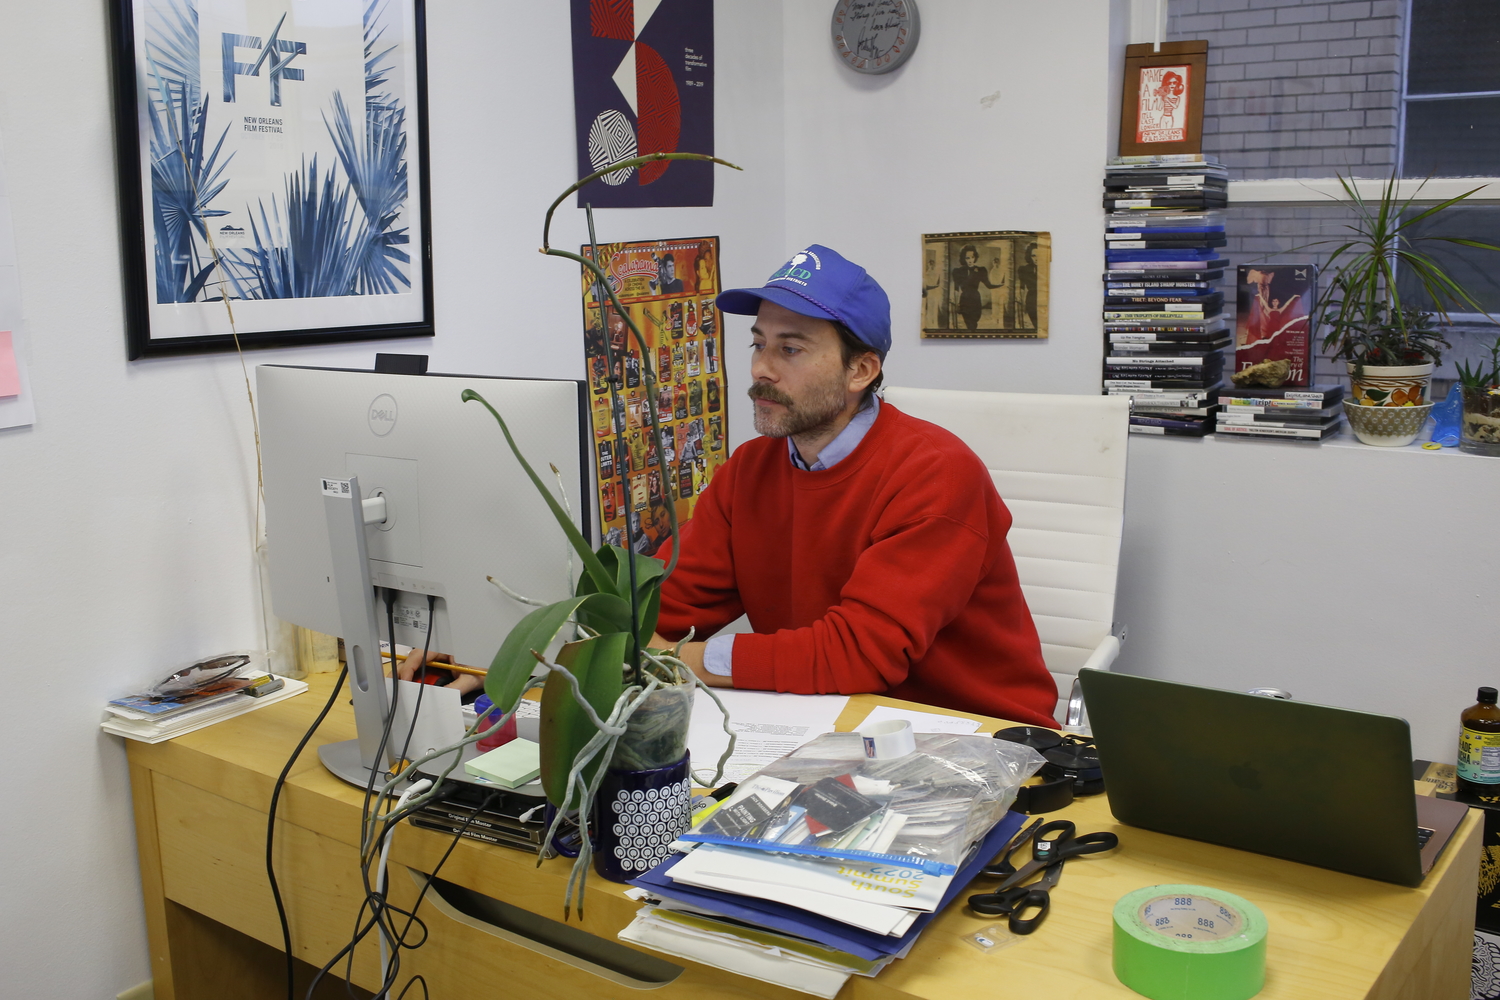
xmin=1417 ymin=826 xmax=1436 ymax=849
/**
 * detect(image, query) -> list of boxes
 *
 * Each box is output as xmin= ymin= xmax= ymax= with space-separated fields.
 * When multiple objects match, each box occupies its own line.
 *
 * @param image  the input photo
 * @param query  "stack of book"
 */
xmin=1102 ymin=155 xmax=1231 ymax=437
xmin=1215 ymin=384 xmax=1346 ymax=442
xmin=624 ymin=811 xmax=1025 ymax=997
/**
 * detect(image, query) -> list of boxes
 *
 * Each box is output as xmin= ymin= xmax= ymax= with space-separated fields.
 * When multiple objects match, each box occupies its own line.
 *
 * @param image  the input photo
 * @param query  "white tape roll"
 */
xmin=859 ymin=719 xmax=916 ymax=759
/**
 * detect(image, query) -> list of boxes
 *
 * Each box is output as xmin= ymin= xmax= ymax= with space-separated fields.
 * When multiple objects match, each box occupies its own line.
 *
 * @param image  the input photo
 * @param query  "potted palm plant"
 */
xmin=462 ymin=152 xmax=742 ymax=917
xmin=1314 ymin=174 xmax=1499 ymax=446
xmin=1457 ymin=335 xmax=1500 ymax=456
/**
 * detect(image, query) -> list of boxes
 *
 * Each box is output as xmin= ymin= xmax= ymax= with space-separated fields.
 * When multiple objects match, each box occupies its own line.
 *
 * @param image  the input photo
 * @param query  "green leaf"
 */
xmin=462 ymin=389 xmax=616 ymax=595
xmin=574 ymin=544 xmax=666 ymax=642
xmin=484 ymin=592 xmax=630 ymax=713
xmin=539 ymin=633 xmax=628 ymax=806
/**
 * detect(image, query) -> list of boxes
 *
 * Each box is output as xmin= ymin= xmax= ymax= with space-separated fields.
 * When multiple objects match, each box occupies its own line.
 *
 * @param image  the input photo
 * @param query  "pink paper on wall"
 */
xmin=0 ymin=331 xmax=19 ymax=397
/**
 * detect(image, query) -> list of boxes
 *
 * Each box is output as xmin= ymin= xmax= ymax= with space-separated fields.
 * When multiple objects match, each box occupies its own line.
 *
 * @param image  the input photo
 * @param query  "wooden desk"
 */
xmin=127 ymin=675 xmax=1479 ymax=1000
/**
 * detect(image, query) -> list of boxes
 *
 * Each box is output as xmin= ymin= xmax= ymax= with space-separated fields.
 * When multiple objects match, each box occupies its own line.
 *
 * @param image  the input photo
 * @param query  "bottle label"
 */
xmin=1458 ymin=726 xmax=1500 ymax=783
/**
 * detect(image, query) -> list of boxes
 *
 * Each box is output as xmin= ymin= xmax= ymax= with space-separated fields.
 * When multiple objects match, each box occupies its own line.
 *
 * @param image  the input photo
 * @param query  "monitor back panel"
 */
xmin=259 ymin=365 xmax=589 ymax=670
xmin=1080 ymin=669 xmax=1424 ymax=886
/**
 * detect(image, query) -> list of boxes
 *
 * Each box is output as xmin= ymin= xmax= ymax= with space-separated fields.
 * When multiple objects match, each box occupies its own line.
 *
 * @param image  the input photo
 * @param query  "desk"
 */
xmin=127 ymin=674 xmax=1479 ymax=1000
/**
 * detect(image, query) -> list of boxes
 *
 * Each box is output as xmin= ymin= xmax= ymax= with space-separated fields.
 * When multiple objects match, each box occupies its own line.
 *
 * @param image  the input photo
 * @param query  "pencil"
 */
xmin=380 ymin=650 xmax=487 ymax=678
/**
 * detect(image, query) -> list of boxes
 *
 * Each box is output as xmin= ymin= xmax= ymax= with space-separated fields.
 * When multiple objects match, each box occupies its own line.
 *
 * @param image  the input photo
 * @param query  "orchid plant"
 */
xmin=460 ymin=152 xmax=743 ymax=916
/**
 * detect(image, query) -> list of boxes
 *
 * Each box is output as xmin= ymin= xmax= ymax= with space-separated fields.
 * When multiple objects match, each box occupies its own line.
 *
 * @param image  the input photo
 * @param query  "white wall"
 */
xmin=0 ymin=3 xmax=781 ymax=996
xmin=780 ymin=0 xmax=1117 ymax=397
xmin=1115 ymin=436 xmax=1500 ymax=763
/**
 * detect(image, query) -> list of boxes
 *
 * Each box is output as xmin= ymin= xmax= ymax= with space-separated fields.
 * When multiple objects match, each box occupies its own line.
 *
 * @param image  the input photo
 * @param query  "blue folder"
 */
xmin=629 ymin=811 xmax=1026 ymax=961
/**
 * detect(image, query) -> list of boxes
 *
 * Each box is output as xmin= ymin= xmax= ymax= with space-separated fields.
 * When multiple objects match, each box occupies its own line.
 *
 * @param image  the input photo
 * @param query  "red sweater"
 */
xmin=656 ymin=401 xmax=1057 ymax=727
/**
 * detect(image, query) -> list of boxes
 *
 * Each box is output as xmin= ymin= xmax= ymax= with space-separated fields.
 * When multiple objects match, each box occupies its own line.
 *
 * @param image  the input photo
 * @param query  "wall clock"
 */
xmin=831 ymin=0 xmax=920 ymax=75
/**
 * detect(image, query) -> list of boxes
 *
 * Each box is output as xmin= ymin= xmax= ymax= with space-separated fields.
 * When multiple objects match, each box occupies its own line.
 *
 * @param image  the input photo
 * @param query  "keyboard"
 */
xmin=1417 ymin=826 xmax=1435 ymax=849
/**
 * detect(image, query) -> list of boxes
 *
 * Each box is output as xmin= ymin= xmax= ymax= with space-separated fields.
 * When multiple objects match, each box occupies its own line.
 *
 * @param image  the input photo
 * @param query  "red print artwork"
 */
xmin=1136 ymin=65 xmax=1189 ymax=144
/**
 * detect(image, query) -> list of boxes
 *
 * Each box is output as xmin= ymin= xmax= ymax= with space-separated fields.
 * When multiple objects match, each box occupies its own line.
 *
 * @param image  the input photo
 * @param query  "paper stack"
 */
xmin=623 ymin=812 xmax=1024 ymax=998
xmin=102 ymin=670 xmax=306 ymax=743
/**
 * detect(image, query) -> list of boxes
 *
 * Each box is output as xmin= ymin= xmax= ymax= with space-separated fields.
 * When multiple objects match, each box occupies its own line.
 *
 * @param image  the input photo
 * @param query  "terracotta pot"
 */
xmin=1346 ymin=362 xmax=1434 ymax=407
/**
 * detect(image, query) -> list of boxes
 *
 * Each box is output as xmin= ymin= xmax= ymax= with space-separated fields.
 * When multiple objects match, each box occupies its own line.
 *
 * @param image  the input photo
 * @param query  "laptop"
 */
xmin=1078 ymin=669 xmax=1469 ymax=887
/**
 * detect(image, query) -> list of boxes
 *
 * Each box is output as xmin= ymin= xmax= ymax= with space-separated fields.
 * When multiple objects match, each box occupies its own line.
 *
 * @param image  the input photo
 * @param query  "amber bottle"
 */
xmin=1458 ymin=686 xmax=1500 ymax=801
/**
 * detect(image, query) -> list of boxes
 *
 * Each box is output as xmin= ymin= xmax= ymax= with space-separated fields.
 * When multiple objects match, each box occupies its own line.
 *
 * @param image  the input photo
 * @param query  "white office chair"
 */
xmin=882 ymin=387 xmax=1130 ymax=726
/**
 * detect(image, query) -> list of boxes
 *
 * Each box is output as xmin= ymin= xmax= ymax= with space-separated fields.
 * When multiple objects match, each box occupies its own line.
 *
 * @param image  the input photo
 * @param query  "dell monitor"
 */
xmin=258 ymin=364 xmax=590 ymax=786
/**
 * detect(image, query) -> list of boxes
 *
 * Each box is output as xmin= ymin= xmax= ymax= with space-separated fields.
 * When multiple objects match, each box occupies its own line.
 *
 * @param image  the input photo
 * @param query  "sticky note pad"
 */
xmin=464 ymin=738 xmax=541 ymax=788
xmin=0 ymin=332 xmax=18 ymax=398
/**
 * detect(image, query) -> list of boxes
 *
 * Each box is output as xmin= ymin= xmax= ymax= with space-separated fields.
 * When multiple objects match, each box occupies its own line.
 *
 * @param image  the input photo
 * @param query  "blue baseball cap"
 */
xmin=717 ymin=244 xmax=891 ymax=357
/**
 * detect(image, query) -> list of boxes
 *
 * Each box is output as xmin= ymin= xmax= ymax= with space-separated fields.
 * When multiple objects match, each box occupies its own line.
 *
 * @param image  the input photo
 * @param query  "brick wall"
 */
xmin=1168 ymin=0 xmax=1405 ymax=179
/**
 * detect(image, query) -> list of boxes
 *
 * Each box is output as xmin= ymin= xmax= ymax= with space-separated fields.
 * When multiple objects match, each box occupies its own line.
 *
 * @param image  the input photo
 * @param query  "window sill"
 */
xmin=1229 ymin=177 xmax=1500 ymax=205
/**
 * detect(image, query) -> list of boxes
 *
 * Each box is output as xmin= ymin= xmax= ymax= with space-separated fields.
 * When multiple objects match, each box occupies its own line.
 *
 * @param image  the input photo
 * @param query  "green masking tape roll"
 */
xmin=1112 ymin=885 xmax=1267 ymax=1000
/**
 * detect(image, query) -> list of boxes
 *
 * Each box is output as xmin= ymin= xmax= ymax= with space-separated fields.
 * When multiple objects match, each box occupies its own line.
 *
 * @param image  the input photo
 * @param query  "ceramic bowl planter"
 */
xmin=1344 ymin=400 xmax=1434 ymax=447
xmin=1347 ymin=361 xmax=1434 ymax=407
xmin=1461 ymin=385 xmax=1500 ymax=456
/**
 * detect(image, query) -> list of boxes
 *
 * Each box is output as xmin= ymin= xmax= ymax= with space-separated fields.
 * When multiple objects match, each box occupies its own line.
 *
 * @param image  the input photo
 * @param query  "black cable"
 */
xmin=267 ymin=664 xmax=349 ymax=1000
xmin=393 ymin=594 xmax=438 ymax=767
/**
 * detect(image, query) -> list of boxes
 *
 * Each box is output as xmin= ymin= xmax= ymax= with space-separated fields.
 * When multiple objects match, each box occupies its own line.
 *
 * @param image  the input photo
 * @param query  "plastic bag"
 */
xmin=678 ymin=732 xmax=1045 ymax=874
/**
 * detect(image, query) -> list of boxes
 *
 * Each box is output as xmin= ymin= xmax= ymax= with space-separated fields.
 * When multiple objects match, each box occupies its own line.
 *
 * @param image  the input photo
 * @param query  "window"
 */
xmin=1402 ymin=0 xmax=1500 ymax=177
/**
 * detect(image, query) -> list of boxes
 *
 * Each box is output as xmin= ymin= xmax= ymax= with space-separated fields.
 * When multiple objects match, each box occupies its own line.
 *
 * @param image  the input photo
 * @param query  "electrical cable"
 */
xmin=266 ymin=664 xmax=349 ymax=1000
xmin=378 ymin=779 xmax=432 ymax=980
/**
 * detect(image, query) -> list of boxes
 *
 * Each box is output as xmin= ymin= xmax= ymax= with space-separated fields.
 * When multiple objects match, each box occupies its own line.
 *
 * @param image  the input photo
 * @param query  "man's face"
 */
xmin=747 ymin=300 xmax=871 ymax=438
xmin=663 ymin=258 xmax=675 ymax=283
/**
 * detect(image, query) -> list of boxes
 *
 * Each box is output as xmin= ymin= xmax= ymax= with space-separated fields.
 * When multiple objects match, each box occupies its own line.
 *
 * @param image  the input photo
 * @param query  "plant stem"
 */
xmin=584 ymin=204 xmax=643 ymax=689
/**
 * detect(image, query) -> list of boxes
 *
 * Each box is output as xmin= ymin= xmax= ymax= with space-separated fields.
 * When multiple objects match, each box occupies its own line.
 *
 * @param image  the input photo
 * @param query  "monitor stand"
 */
xmin=318 ymin=474 xmax=400 ymax=788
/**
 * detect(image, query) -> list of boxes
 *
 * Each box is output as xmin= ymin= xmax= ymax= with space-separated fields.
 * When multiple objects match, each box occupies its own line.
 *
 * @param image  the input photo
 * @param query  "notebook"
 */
xmin=1079 ymin=668 xmax=1468 ymax=886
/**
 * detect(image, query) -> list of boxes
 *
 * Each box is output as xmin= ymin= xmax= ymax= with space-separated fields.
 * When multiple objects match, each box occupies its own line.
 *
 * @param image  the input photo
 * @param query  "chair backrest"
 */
xmin=882 ymin=388 xmax=1130 ymax=705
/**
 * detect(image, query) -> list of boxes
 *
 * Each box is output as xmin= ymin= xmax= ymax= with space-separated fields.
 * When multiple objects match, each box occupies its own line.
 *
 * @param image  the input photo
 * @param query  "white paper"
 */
xmin=664 ymin=867 xmax=918 ymax=936
xmin=688 ymin=688 xmax=849 ymax=784
xmin=855 ymin=704 xmax=982 ymax=735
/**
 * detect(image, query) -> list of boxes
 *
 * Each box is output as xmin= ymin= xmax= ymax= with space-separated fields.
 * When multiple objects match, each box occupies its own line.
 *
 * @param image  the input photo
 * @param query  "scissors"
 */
xmin=967 ymin=820 xmax=1119 ymax=933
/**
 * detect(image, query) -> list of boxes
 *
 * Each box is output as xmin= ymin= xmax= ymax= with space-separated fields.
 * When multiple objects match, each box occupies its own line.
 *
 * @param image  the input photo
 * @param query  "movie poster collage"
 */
xmin=581 ymin=237 xmax=727 ymax=557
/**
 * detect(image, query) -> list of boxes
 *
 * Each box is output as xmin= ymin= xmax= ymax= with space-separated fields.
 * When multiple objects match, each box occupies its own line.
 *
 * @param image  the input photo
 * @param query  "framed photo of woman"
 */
xmin=1118 ymin=41 xmax=1208 ymax=157
xmin=109 ymin=0 xmax=434 ymax=358
xmin=921 ymin=231 xmax=1050 ymax=339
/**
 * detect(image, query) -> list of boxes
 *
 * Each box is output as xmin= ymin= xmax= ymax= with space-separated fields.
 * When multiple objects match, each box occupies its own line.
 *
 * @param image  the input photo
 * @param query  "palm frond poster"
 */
xmin=111 ymin=0 xmax=432 ymax=357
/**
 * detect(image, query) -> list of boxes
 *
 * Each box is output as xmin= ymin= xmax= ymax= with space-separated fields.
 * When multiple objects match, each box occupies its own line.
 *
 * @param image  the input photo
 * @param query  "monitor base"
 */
xmin=318 ymin=738 xmax=386 ymax=788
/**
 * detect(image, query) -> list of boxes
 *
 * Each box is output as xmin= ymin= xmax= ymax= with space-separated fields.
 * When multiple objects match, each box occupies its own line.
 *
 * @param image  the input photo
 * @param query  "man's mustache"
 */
xmin=747 ymin=383 xmax=794 ymax=407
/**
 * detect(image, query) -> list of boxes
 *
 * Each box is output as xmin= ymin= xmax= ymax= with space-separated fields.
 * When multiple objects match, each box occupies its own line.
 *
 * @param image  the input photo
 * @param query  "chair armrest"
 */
xmin=1079 ymin=634 xmax=1121 ymax=674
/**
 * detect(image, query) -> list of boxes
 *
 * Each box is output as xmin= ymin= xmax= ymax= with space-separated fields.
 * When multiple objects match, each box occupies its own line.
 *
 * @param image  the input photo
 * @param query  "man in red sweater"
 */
xmin=655 ymin=245 xmax=1057 ymax=727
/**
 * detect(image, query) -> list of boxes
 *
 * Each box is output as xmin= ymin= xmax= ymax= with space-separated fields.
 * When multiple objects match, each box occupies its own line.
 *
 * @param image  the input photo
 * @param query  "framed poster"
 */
xmin=921 ymin=231 xmax=1050 ymax=340
xmin=580 ymin=237 xmax=727 ymax=556
xmin=1118 ymin=41 xmax=1208 ymax=157
xmin=109 ymin=0 xmax=434 ymax=358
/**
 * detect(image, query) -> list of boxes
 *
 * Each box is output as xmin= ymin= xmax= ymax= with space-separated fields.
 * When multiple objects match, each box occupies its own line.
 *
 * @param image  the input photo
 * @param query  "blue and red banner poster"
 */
xmin=570 ymin=0 xmax=714 ymax=208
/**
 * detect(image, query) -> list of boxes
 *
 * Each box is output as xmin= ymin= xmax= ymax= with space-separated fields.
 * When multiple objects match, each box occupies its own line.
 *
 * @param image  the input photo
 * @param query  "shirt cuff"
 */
xmin=703 ymin=634 xmax=735 ymax=677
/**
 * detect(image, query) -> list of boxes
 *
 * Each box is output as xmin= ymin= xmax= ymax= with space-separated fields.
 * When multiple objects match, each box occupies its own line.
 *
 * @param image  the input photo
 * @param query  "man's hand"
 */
xmin=648 ymin=634 xmax=732 ymax=688
xmin=395 ymin=650 xmax=482 ymax=696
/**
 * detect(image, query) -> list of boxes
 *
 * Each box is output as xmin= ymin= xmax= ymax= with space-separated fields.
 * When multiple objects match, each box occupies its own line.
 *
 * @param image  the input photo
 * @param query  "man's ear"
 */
xmin=848 ymin=352 xmax=882 ymax=393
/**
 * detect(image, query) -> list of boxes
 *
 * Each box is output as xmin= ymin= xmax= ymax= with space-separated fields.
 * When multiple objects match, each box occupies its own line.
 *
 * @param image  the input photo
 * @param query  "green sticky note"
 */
xmin=463 ymin=739 xmax=542 ymax=788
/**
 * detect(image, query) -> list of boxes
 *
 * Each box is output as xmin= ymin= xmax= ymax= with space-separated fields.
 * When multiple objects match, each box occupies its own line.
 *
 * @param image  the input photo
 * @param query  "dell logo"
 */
xmin=368 ymin=394 xmax=398 ymax=436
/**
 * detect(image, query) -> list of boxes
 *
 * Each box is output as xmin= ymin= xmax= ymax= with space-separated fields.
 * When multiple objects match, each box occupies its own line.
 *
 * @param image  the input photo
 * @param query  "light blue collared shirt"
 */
xmin=703 ymin=395 xmax=881 ymax=676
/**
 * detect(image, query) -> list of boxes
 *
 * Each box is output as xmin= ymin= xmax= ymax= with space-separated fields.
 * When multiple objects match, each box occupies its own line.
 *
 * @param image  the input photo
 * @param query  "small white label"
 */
xmin=1128 ymin=425 xmax=1166 ymax=434
xmin=1167 ymin=175 xmax=1207 ymax=185
xmin=1114 ymin=199 xmax=1152 ymax=208
xmin=394 ymin=605 xmax=429 ymax=633
xmin=321 ymin=478 xmax=353 ymax=498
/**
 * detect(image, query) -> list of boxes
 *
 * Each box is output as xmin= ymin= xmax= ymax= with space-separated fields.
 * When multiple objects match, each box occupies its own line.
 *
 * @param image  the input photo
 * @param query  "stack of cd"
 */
xmin=1215 ymin=384 xmax=1346 ymax=441
xmin=1102 ymin=155 xmax=1231 ymax=437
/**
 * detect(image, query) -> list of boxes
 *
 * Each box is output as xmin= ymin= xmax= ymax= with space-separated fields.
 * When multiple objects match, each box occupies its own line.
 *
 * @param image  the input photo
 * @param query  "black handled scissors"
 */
xmin=968 ymin=858 xmax=1065 ymax=933
xmin=989 ymin=819 xmax=1117 ymax=892
xmin=967 ymin=820 xmax=1118 ymax=933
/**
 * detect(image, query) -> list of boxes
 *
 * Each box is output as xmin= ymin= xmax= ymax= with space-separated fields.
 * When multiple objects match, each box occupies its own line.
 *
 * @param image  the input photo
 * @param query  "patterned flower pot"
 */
xmin=1344 ymin=401 xmax=1434 ymax=447
xmin=1347 ymin=362 xmax=1435 ymax=407
xmin=1461 ymin=385 xmax=1500 ymax=456
xmin=593 ymin=753 xmax=693 ymax=882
